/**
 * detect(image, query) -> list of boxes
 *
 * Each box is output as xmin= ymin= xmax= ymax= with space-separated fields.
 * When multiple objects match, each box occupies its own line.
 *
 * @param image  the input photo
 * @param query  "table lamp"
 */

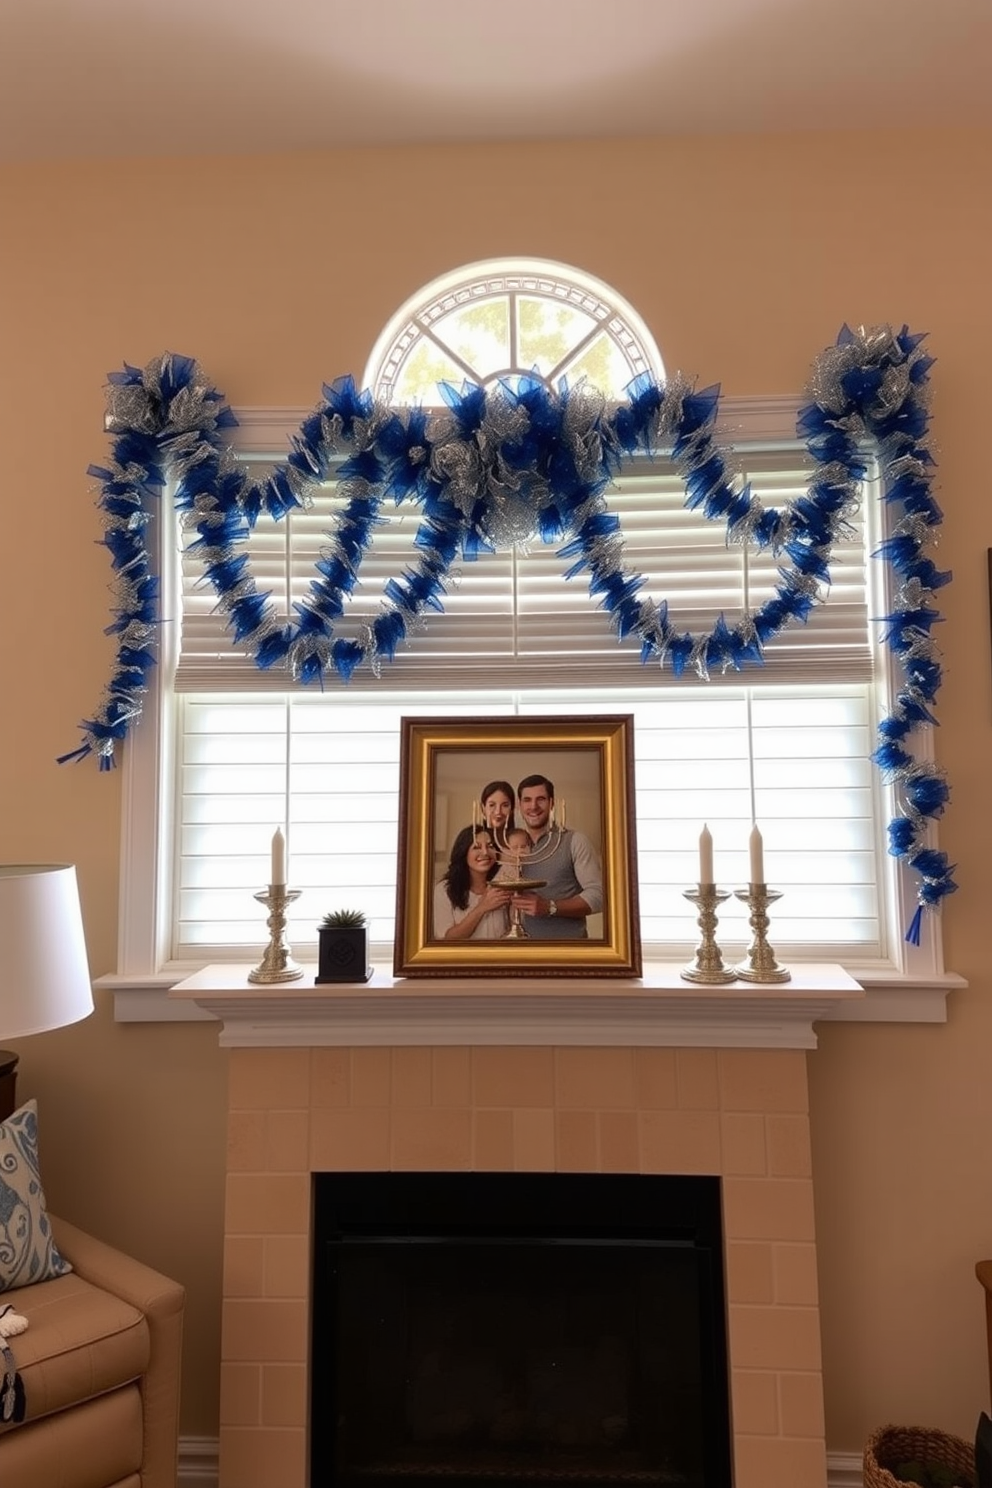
xmin=0 ymin=864 xmax=94 ymax=1121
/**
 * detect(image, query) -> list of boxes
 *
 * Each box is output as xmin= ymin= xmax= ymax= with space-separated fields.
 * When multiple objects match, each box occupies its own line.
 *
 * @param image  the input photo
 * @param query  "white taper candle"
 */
xmin=749 ymin=823 xmax=764 ymax=885
xmin=698 ymin=824 xmax=714 ymax=885
xmin=271 ymin=827 xmax=287 ymax=886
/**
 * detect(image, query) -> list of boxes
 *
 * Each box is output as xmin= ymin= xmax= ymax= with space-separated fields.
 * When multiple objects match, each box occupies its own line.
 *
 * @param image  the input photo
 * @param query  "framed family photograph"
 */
xmin=394 ymin=715 xmax=641 ymax=978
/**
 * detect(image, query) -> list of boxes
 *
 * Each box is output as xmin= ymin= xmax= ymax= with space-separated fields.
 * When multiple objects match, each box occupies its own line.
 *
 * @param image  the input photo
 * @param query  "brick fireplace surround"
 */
xmin=174 ymin=965 xmax=863 ymax=1488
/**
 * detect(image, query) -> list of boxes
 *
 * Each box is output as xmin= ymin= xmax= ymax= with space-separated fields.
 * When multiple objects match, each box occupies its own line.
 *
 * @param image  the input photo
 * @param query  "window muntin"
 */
xmin=365 ymin=259 xmax=663 ymax=404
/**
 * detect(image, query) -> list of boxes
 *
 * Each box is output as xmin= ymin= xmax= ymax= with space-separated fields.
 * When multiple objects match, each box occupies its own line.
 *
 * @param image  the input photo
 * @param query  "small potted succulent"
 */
xmin=316 ymin=909 xmax=372 ymax=984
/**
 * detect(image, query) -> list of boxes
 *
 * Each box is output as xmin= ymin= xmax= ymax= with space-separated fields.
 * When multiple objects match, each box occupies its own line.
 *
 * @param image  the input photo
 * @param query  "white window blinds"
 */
xmin=166 ymin=407 xmax=886 ymax=965
xmin=174 ymin=444 xmax=871 ymax=693
xmin=173 ymin=683 xmax=883 ymax=960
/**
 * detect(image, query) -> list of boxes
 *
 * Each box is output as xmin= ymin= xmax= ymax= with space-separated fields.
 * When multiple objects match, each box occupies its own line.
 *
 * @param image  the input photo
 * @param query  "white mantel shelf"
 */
xmin=170 ymin=962 xmax=865 ymax=1050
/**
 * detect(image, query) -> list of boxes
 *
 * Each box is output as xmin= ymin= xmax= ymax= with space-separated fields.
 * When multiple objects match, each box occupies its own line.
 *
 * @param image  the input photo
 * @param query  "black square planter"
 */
xmin=316 ymin=926 xmax=373 ymax=984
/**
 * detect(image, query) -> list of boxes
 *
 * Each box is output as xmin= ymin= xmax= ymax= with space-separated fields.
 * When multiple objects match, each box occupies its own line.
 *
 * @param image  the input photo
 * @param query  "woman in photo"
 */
xmin=480 ymin=780 xmax=515 ymax=837
xmin=432 ymin=825 xmax=512 ymax=941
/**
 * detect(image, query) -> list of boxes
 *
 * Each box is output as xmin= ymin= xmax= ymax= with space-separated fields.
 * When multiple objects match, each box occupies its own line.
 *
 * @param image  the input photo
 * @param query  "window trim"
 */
xmin=99 ymin=394 xmax=964 ymax=1022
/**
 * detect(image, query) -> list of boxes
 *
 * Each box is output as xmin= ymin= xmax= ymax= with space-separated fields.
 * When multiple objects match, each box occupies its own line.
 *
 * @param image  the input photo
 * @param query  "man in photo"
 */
xmin=510 ymin=773 xmax=603 ymax=939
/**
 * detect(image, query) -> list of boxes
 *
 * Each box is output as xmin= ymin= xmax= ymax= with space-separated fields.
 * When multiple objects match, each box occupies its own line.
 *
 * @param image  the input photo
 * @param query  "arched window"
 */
xmin=364 ymin=258 xmax=663 ymax=404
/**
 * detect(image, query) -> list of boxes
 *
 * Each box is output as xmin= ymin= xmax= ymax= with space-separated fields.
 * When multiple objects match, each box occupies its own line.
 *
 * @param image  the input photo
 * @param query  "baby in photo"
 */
xmin=495 ymin=826 xmax=532 ymax=882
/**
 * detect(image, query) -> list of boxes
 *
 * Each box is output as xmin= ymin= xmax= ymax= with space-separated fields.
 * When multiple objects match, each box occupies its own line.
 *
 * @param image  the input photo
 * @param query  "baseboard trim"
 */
xmin=828 ymin=1449 xmax=865 ymax=1488
xmin=178 ymin=1439 xmax=862 ymax=1488
xmin=178 ymin=1435 xmax=220 ymax=1486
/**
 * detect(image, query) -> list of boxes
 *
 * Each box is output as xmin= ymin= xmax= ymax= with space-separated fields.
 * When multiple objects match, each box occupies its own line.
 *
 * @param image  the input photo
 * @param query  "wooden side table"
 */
xmin=0 ymin=1050 xmax=18 ymax=1122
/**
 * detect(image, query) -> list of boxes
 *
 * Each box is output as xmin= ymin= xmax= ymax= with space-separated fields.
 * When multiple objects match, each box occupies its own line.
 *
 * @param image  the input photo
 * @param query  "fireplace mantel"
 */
xmin=170 ymin=961 xmax=863 ymax=1049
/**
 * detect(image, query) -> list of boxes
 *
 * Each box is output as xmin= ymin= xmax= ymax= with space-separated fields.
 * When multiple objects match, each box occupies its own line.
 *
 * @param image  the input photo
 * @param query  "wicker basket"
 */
xmin=864 ymin=1425 xmax=976 ymax=1488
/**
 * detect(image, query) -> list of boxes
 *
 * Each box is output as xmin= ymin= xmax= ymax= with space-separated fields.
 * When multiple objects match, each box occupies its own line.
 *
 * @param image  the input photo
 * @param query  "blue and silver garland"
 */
xmin=61 ymin=324 xmax=956 ymax=939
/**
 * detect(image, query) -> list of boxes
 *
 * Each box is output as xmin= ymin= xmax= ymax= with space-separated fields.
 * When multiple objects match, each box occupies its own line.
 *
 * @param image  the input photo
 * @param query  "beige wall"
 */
xmin=1 ymin=127 xmax=989 ymax=1445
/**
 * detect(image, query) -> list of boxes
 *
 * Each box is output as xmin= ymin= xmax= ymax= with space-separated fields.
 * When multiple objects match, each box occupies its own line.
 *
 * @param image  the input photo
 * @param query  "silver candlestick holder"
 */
xmin=733 ymin=885 xmax=791 ymax=983
xmin=248 ymin=884 xmax=304 ymax=984
xmin=681 ymin=884 xmax=736 ymax=984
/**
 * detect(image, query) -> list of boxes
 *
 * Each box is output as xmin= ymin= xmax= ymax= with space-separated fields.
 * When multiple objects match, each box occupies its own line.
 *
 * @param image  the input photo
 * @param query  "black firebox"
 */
xmin=311 ymin=1172 xmax=731 ymax=1488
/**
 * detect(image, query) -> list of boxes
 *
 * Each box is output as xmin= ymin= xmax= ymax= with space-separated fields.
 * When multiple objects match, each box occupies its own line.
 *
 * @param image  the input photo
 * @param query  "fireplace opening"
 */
xmin=311 ymin=1172 xmax=731 ymax=1488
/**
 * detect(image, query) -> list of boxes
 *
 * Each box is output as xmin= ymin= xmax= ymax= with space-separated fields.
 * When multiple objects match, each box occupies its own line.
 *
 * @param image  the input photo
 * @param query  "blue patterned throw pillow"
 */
xmin=0 ymin=1100 xmax=71 ymax=1293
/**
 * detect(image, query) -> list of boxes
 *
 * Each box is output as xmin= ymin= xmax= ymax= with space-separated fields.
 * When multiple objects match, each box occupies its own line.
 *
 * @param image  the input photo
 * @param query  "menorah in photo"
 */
xmin=482 ymin=797 xmax=567 ymax=941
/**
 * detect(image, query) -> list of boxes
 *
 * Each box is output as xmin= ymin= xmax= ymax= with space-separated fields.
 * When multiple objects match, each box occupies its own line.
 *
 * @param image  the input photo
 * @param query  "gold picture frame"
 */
xmin=394 ymin=715 xmax=641 ymax=978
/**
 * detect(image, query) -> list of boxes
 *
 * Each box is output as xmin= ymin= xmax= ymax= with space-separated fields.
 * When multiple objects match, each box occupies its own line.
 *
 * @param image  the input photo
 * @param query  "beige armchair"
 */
xmin=0 ymin=1215 xmax=184 ymax=1488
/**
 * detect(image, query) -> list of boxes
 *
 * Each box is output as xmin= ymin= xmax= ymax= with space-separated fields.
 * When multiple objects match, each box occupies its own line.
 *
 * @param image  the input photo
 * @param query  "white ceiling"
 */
xmin=1 ymin=0 xmax=989 ymax=161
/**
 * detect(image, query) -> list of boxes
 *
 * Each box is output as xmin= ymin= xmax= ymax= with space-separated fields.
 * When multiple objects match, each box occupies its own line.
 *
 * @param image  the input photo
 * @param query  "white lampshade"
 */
xmin=0 ymin=865 xmax=94 ymax=1039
